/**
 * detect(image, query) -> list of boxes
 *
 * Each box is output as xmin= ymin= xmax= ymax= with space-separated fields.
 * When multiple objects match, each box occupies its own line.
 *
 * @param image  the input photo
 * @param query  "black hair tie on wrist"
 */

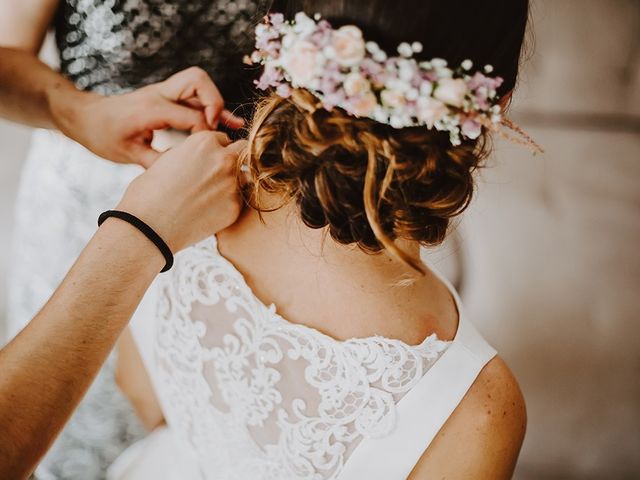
xmin=98 ymin=210 xmax=174 ymax=273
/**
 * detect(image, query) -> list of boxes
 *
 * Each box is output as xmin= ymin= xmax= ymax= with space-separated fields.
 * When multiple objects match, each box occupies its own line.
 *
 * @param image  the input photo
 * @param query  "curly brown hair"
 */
xmin=234 ymin=1 xmax=530 ymax=273
xmin=241 ymin=89 xmax=492 ymax=273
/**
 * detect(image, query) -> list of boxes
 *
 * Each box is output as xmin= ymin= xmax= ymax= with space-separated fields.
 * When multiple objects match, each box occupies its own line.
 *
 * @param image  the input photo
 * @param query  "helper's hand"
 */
xmin=50 ymin=67 xmax=244 ymax=168
xmin=117 ymin=131 xmax=247 ymax=252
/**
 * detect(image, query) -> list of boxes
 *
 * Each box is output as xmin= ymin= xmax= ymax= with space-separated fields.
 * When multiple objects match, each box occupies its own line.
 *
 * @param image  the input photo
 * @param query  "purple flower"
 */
xmin=360 ymin=58 xmax=383 ymax=77
xmin=475 ymin=91 xmax=490 ymax=110
xmin=468 ymin=72 xmax=504 ymax=92
xmin=310 ymin=23 xmax=332 ymax=47
xmin=255 ymin=65 xmax=284 ymax=90
xmin=423 ymin=71 xmax=438 ymax=82
xmin=321 ymin=91 xmax=346 ymax=111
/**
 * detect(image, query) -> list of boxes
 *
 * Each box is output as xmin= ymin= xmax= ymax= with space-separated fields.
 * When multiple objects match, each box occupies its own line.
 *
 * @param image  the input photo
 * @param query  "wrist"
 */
xmin=98 ymin=210 xmax=174 ymax=272
xmin=96 ymin=216 xmax=166 ymax=274
xmin=47 ymin=80 xmax=99 ymax=139
xmin=115 ymin=192 xmax=183 ymax=253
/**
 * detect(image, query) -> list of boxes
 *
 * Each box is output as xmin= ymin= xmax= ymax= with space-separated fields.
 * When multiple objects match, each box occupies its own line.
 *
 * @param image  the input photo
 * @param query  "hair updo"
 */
xmin=242 ymin=0 xmax=530 ymax=273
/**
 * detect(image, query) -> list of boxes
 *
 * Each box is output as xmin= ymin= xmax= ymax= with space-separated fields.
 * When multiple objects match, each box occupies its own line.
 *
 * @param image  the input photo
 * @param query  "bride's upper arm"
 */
xmin=0 ymin=0 xmax=60 ymax=52
xmin=408 ymin=356 xmax=527 ymax=480
xmin=115 ymin=327 xmax=166 ymax=432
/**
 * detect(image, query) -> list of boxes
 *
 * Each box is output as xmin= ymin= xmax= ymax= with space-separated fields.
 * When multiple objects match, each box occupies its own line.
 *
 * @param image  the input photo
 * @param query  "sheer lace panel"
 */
xmin=152 ymin=237 xmax=450 ymax=480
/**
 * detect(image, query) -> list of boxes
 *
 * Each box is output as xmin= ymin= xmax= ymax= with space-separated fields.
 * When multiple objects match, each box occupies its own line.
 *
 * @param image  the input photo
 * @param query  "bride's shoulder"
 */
xmin=461 ymin=356 xmax=527 ymax=438
xmin=408 ymin=356 xmax=527 ymax=480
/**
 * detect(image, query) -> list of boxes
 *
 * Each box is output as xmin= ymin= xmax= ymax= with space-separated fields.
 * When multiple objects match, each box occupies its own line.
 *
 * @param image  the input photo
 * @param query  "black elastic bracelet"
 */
xmin=98 ymin=210 xmax=174 ymax=273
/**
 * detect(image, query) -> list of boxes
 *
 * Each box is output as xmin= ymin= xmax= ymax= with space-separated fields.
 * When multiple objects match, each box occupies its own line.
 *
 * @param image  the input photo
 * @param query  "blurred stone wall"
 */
xmin=0 ymin=1 xmax=638 ymax=478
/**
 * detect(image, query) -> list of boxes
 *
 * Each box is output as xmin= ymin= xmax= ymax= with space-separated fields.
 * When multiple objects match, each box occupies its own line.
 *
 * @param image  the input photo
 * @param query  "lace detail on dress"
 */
xmin=152 ymin=236 xmax=450 ymax=480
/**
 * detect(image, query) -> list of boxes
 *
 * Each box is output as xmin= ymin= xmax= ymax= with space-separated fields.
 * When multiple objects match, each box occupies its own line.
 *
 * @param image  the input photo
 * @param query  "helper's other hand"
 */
xmin=51 ymin=67 xmax=245 ymax=168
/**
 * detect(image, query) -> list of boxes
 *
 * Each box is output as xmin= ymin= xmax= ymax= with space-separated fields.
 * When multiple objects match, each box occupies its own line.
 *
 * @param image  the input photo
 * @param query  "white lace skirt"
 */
xmin=7 ymin=129 xmax=146 ymax=479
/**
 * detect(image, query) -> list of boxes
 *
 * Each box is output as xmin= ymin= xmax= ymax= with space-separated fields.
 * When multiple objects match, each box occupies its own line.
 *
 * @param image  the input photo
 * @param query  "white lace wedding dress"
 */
xmin=116 ymin=236 xmax=497 ymax=480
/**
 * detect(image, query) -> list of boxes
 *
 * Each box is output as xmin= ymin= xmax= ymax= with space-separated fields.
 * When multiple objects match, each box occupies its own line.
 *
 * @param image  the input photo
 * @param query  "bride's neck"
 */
xmin=219 ymin=193 xmax=459 ymax=344
xmin=239 ymin=192 xmax=423 ymax=277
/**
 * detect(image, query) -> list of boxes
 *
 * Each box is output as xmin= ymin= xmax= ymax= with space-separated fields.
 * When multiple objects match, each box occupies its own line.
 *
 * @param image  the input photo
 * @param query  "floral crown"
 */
xmin=247 ymin=12 xmax=541 ymax=152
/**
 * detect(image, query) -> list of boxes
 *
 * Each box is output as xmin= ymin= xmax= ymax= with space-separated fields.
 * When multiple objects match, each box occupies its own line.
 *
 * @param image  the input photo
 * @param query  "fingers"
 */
xmin=207 ymin=131 xmax=232 ymax=147
xmin=158 ymin=67 xmax=225 ymax=129
xmin=151 ymin=101 xmax=209 ymax=132
xmin=220 ymin=109 xmax=245 ymax=130
xmin=185 ymin=131 xmax=232 ymax=152
xmin=220 ymin=139 xmax=247 ymax=172
xmin=222 ymin=140 xmax=250 ymax=187
xmin=225 ymin=139 xmax=248 ymax=155
xmin=185 ymin=133 xmax=239 ymax=182
xmin=128 ymin=143 xmax=160 ymax=169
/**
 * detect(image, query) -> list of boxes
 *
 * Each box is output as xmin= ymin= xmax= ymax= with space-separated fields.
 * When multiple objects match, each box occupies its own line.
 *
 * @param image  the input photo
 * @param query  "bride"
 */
xmin=115 ymin=1 xmax=531 ymax=478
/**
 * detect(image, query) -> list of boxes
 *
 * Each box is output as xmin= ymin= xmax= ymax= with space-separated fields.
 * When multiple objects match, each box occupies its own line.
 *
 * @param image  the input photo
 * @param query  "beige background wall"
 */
xmin=460 ymin=1 xmax=640 ymax=478
xmin=0 ymin=1 xmax=638 ymax=478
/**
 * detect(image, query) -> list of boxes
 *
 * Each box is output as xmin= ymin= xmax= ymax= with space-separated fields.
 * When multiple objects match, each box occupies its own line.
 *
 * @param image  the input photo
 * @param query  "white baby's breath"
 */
xmin=397 ymin=42 xmax=413 ymax=58
xmin=251 ymin=11 xmax=509 ymax=146
xmin=431 ymin=58 xmax=448 ymax=68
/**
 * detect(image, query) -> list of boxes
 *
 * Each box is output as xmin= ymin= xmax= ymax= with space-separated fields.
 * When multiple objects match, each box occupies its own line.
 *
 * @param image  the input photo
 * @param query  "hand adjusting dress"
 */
xmin=124 ymin=237 xmax=497 ymax=479
xmin=6 ymin=1 xmax=269 ymax=478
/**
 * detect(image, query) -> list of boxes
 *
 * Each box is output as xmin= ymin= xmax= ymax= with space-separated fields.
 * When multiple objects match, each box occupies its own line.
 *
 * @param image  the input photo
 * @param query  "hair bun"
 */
xmin=245 ymin=90 xmax=490 ymax=272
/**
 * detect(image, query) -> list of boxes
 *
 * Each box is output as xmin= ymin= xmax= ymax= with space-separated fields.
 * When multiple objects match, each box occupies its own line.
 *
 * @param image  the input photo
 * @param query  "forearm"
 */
xmin=0 ymin=46 xmax=86 ymax=129
xmin=0 ymin=219 xmax=163 ymax=479
xmin=0 ymin=127 xmax=242 ymax=477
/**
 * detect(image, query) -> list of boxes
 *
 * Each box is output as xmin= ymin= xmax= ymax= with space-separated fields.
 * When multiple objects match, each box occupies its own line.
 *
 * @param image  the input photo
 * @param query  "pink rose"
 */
xmin=281 ymin=40 xmax=322 ymax=87
xmin=348 ymin=92 xmax=378 ymax=117
xmin=461 ymin=119 xmax=482 ymax=139
xmin=330 ymin=25 xmax=366 ymax=67
xmin=434 ymin=78 xmax=467 ymax=108
xmin=416 ymin=97 xmax=448 ymax=128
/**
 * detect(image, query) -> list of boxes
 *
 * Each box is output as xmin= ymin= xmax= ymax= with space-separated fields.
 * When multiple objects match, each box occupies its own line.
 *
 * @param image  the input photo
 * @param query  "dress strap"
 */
xmin=337 ymin=318 xmax=496 ymax=480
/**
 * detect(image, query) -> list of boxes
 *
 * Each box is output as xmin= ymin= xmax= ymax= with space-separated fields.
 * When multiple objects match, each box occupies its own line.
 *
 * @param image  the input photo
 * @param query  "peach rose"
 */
xmin=281 ymin=40 xmax=320 ymax=87
xmin=380 ymin=89 xmax=406 ymax=109
xmin=331 ymin=25 xmax=366 ymax=67
xmin=417 ymin=97 xmax=448 ymax=128
xmin=434 ymin=78 xmax=467 ymax=108
xmin=349 ymin=92 xmax=378 ymax=117
xmin=343 ymin=73 xmax=371 ymax=96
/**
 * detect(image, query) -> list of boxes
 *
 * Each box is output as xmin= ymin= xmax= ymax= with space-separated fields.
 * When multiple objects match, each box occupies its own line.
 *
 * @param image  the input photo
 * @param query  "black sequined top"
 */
xmin=54 ymin=0 xmax=271 ymax=109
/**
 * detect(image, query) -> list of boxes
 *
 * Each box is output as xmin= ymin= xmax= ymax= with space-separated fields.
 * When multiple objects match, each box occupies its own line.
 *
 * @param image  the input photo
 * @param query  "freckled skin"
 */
xmin=407 ymin=357 xmax=527 ymax=479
